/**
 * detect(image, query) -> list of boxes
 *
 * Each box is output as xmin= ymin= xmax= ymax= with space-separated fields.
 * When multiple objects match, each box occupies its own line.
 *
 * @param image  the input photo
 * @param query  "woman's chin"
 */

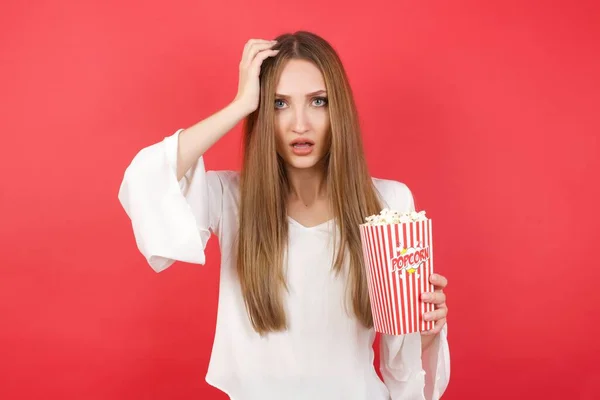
xmin=283 ymin=154 xmax=326 ymax=170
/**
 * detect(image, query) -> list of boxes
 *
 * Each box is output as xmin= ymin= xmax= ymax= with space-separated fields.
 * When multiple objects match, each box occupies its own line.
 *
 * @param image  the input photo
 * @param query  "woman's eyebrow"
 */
xmin=275 ymin=90 xmax=327 ymax=98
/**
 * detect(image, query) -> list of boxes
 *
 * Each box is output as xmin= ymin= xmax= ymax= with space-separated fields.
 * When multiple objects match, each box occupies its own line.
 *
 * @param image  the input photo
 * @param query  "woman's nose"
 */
xmin=292 ymin=108 xmax=310 ymax=133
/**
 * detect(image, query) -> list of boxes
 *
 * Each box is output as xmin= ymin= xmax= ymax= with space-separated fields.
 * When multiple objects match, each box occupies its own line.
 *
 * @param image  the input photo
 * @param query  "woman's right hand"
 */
xmin=233 ymin=38 xmax=280 ymax=115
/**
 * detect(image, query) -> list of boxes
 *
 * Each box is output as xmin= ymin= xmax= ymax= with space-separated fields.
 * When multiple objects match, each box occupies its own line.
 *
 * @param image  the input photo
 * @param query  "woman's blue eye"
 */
xmin=313 ymin=97 xmax=328 ymax=106
xmin=275 ymin=99 xmax=286 ymax=108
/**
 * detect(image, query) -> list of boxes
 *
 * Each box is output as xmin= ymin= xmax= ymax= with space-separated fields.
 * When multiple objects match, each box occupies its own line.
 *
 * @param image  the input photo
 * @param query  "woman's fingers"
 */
xmin=422 ymin=275 xmax=449 ymax=336
xmin=249 ymin=49 xmax=280 ymax=73
xmin=430 ymin=273 xmax=448 ymax=290
xmin=423 ymin=307 xmax=448 ymax=322
xmin=421 ymin=291 xmax=446 ymax=304
xmin=242 ymin=38 xmax=274 ymax=56
xmin=241 ymin=40 xmax=278 ymax=68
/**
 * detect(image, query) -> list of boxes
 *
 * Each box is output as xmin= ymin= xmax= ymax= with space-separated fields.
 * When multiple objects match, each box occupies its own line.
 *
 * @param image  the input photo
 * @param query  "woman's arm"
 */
xmin=117 ymin=38 xmax=280 ymax=271
xmin=176 ymin=38 xmax=280 ymax=180
xmin=176 ymin=101 xmax=248 ymax=181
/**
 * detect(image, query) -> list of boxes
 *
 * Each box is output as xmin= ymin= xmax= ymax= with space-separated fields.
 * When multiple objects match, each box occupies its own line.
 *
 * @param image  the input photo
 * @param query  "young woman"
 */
xmin=118 ymin=31 xmax=450 ymax=400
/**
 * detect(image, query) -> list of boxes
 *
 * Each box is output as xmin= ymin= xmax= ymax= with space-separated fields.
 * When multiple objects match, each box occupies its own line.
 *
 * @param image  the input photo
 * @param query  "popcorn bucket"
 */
xmin=359 ymin=216 xmax=435 ymax=335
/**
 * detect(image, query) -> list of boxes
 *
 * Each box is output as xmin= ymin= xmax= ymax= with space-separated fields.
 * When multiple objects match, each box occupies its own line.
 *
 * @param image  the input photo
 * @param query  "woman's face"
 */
xmin=274 ymin=59 xmax=331 ymax=170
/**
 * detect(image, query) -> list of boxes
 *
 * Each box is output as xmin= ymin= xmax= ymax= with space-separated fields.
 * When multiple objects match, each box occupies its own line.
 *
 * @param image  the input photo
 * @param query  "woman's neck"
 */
xmin=285 ymin=164 xmax=328 ymax=207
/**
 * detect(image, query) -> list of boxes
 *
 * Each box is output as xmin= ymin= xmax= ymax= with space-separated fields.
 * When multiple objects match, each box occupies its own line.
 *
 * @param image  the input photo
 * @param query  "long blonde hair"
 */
xmin=236 ymin=31 xmax=384 ymax=335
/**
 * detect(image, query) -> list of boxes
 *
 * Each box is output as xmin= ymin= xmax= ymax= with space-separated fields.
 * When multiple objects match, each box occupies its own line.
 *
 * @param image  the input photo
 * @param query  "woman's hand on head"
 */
xmin=233 ymin=38 xmax=280 ymax=115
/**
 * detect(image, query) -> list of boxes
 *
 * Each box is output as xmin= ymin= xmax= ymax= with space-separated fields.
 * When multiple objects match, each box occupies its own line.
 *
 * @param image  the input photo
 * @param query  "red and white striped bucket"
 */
xmin=359 ymin=219 xmax=435 ymax=335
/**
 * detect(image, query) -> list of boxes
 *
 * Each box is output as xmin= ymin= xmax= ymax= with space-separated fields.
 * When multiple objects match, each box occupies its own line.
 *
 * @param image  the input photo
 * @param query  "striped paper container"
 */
xmin=359 ymin=219 xmax=435 ymax=335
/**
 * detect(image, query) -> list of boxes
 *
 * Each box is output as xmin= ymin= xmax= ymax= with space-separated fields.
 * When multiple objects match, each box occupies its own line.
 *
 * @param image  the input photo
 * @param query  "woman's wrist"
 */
xmin=421 ymin=333 xmax=436 ymax=353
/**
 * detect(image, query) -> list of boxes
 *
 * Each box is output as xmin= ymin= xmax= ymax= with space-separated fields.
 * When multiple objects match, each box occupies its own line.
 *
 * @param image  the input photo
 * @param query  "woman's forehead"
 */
xmin=276 ymin=59 xmax=325 ymax=95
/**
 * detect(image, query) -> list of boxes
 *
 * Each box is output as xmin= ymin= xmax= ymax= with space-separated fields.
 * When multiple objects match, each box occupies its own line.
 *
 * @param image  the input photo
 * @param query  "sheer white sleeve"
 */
xmin=118 ymin=129 xmax=225 ymax=272
xmin=380 ymin=324 xmax=450 ymax=399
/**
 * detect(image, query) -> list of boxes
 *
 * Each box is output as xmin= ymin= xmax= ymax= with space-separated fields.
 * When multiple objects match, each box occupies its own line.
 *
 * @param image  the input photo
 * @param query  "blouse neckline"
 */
xmin=287 ymin=215 xmax=335 ymax=230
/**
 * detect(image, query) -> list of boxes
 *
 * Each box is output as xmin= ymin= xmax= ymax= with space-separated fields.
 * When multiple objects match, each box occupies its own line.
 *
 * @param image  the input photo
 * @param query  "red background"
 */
xmin=1 ymin=0 xmax=599 ymax=399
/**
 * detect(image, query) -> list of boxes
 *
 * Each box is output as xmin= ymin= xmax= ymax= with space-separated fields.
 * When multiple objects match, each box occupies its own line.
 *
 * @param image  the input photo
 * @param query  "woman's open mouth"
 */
xmin=290 ymin=142 xmax=314 ymax=155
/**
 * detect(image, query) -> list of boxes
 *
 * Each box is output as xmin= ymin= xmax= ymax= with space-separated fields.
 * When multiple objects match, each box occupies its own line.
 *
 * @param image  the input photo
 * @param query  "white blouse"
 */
xmin=118 ymin=129 xmax=450 ymax=400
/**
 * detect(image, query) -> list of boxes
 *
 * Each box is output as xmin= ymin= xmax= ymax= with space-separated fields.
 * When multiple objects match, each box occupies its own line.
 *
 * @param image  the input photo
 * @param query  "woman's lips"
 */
xmin=290 ymin=142 xmax=314 ymax=155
